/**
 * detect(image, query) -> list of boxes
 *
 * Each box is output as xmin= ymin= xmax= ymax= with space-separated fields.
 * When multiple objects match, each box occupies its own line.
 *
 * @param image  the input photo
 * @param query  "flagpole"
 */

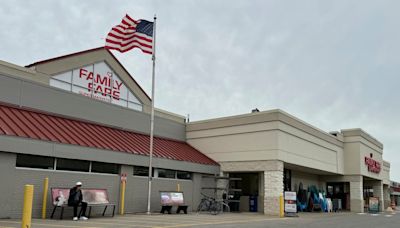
xmin=146 ymin=14 xmax=157 ymax=215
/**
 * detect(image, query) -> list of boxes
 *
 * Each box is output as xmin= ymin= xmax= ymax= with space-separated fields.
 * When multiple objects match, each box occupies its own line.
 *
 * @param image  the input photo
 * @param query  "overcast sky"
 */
xmin=1 ymin=0 xmax=399 ymax=181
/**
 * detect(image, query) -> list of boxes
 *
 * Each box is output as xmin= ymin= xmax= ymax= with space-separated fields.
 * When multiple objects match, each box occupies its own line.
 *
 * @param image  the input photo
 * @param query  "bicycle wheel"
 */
xmin=197 ymin=200 xmax=209 ymax=213
xmin=210 ymin=201 xmax=222 ymax=215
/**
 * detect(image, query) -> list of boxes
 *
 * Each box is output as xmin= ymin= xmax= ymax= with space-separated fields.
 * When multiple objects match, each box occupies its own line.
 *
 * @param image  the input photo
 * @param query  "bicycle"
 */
xmin=197 ymin=193 xmax=230 ymax=215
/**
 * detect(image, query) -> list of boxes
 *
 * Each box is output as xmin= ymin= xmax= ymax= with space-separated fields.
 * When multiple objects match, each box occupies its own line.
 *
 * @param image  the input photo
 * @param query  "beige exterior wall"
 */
xmin=187 ymin=110 xmax=391 ymax=214
xmin=342 ymin=129 xmax=387 ymax=182
xmin=187 ymin=110 xmax=344 ymax=175
xmin=187 ymin=122 xmax=280 ymax=162
xmin=277 ymin=122 xmax=343 ymax=174
xmin=187 ymin=111 xmax=389 ymax=181
xmin=382 ymin=161 xmax=391 ymax=186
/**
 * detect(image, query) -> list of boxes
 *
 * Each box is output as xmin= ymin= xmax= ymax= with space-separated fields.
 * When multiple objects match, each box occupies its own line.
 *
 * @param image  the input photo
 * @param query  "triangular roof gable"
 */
xmin=26 ymin=47 xmax=151 ymax=107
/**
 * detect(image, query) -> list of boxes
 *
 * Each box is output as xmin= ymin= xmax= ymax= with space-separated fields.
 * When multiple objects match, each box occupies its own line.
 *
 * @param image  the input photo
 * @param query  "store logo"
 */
xmin=364 ymin=153 xmax=381 ymax=174
xmin=79 ymin=68 xmax=123 ymax=99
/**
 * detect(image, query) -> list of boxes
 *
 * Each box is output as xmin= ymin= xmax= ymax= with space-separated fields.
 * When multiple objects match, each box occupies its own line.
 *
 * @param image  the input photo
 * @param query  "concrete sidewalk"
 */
xmin=0 ymin=211 xmax=398 ymax=228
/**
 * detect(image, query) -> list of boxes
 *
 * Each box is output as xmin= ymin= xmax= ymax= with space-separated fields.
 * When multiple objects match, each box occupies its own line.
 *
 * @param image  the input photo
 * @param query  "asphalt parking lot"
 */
xmin=0 ymin=211 xmax=399 ymax=228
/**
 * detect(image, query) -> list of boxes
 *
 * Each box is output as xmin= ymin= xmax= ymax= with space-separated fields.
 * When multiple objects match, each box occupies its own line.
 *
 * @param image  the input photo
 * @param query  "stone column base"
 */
xmin=264 ymin=196 xmax=281 ymax=216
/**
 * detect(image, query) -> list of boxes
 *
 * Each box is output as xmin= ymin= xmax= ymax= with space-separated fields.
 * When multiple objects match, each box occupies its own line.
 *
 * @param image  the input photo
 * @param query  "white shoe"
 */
xmin=73 ymin=217 xmax=78 ymax=221
xmin=80 ymin=216 xmax=88 ymax=220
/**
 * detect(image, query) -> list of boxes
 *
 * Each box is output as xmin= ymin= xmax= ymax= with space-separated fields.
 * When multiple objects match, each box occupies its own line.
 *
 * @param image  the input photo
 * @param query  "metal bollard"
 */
xmin=119 ymin=179 xmax=126 ymax=215
xmin=279 ymin=194 xmax=284 ymax=218
xmin=21 ymin=185 xmax=34 ymax=228
xmin=42 ymin=177 xmax=49 ymax=219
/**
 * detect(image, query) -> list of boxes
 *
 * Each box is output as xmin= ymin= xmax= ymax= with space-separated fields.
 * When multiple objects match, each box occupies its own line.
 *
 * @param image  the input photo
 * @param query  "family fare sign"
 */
xmin=79 ymin=68 xmax=123 ymax=100
xmin=365 ymin=156 xmax=381 ymax=174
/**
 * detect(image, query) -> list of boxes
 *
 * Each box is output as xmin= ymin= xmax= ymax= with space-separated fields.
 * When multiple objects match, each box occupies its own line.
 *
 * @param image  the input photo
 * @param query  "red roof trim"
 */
xmin=0 ymin=102 xmax=218 ymax=166
xmin=25 ymin=47 xmax=151 ymax=101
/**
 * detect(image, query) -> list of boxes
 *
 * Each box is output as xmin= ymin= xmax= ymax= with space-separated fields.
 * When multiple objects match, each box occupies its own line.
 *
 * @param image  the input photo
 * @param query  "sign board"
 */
xmin=160 ymin=192 xmax=184 ymax=206
xmin=364 ymin=155 xmax=381 ymax=174
xmin=50 ymin=61 xmax=143 ymax=111
xmin=284 ymin=191 xmax=297 ymax=214
xmin=368 ymin=197 xmax=379 ymax=213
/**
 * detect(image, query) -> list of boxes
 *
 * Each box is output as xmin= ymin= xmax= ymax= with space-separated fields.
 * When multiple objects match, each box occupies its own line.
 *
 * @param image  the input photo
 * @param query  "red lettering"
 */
xmin=365 ymin=156 xmax=381 ymax=174
xmin=104 ymin=88 xmax=112 ymax=96
xmin=114 ymin=80 xmax=123 ymax=90
xmin=79 ymin=68 xmax=87 ymax=78
xmin=113 ymin=91 xmax=120 ymax=100
xmin=94 ymin=85 xmax=103 ymax=95
xmin=95 ymin=74 xmax=108 ymax=85
xmin=87 ymin=72 xmax=93 ymax=81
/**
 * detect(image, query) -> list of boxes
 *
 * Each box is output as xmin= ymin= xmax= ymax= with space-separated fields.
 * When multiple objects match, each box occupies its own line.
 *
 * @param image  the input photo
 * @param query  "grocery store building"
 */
xmin=0 ymin=47 xmax=219 ymax=219
xmin=187 ymin=110 xmax=391 ymax=214
xmin=0 ymin=47 xmax=392 ymax=218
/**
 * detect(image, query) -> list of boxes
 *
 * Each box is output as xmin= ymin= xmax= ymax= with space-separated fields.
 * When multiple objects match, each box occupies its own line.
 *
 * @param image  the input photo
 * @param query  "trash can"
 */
xmin=249 ymin=195 xmax=258 ymax=212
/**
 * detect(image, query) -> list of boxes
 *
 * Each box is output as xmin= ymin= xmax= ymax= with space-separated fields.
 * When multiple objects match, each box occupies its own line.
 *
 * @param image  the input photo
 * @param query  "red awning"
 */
xmin=0 ymin=103 xmax=218 ymax=166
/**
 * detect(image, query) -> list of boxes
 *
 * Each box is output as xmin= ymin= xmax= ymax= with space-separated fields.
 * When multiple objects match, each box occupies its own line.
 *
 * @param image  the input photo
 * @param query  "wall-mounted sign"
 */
xmin=79 ymin=68 xmax=123 ymax=100
xmin=49 ymin=61 xmax=143 ymax=111
xmin=365 ymin=155 xmax=381 ymax=174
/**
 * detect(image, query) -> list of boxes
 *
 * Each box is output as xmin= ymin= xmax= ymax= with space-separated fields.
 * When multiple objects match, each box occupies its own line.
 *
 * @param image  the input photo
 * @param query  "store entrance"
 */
xmin=228 ymin=172 xmax=260 ymax=212
xmin=326 ymin=182 xmax=350 ymax=211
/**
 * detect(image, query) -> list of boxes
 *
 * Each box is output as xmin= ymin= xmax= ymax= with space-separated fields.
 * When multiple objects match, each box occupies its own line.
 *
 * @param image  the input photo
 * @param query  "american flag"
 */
xmin=105 ymin=14 xmax=153 ymax=54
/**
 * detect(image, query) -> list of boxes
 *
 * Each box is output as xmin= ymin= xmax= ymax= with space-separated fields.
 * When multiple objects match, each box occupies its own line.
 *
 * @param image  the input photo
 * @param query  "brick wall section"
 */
xmin=373 ymin=181 xmax=384 ymax=212
xmin=264 ymin=169 xmax=283 ymax=216
xmin=383 ymin=185 xmax=391 ymax=209
xmin=350 ymin=176 xmax=364 ymax=213
xmin=220 ymin=160 xmax=283 ymax=172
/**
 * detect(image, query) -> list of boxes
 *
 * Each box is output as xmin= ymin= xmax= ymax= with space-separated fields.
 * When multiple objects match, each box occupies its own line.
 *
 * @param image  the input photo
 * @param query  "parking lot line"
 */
xmin=154 ymin=217 xmax=285 ymax=228
xmin=0 ymin=220 xmax=99 ymax=228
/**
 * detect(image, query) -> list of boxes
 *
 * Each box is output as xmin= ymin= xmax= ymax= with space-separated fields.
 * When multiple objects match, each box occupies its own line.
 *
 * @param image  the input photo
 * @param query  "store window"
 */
xmin=16 ymin=154 xmax=54 ymax=170
xmin=56 ymin=158 xmax=90 ymax=172
xmin=133 ymin=166 xmax=150 ymax=177
xmin=177 ymin=171 xmax=192 ymax=180
xmin=91 ymin=161 xmax=119 ymax=174
xmin=157 ymin=169 xmax=176 ymax=179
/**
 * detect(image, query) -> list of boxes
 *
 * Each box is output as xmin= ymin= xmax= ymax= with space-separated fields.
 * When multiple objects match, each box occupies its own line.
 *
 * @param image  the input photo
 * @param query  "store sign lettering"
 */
xmin=79 ymin=68 xmax=122 ymax=100
xmin=364 ymin=157 xmax=381 ymax=173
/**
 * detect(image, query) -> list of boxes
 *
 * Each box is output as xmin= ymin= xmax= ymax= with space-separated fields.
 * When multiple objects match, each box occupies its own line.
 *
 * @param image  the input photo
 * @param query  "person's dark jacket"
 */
xmin=68 ymin=187 xmax=83 ymax=206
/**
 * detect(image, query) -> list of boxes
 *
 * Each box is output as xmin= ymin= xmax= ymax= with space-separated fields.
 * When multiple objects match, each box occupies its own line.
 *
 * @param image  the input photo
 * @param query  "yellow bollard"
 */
xmin=279 ymin=194 xmax=284 ymax=218
xmin=177 ymin=183 xmax=180 ymax=192
xmin=41 ymin=177 xmax=49 ymax=219
xmin=119 ymin=180 xmax=126 ymax=215
xmin=21 ymin=185 xmax=34 ymax=228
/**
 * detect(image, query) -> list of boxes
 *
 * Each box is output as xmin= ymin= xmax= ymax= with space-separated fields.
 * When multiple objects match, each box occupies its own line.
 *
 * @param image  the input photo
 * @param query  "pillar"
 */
xmin=373 ymin=181 xmax=384 ymax=212
xmin=350 ymin=176 xmax=364 ymax=213
xmin=383 ymin=185 xmax=390 ymax=209
xmin=264 ymin=163 xmax=283 ymax=216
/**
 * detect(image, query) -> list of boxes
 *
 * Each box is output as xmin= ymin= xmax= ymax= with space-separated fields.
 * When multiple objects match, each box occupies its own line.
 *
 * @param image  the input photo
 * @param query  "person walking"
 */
xmin=68 ymin=182 xmax=88 ymax=221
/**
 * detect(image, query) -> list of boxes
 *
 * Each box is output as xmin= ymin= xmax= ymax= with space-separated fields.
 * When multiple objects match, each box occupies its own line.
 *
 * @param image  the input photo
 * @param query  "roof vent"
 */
xmin=251 ymin=108 xmax=260 ymax=113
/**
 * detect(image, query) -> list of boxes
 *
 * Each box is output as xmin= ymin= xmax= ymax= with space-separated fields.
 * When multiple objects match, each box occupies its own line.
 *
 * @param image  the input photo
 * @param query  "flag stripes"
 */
xmin=105 ymin=14 xmax=153 ymax=54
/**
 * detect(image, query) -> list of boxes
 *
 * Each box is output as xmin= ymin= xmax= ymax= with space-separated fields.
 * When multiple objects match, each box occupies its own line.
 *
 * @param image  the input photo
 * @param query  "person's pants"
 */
xmin=73 ymin=202 xmax=88 ymax=218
